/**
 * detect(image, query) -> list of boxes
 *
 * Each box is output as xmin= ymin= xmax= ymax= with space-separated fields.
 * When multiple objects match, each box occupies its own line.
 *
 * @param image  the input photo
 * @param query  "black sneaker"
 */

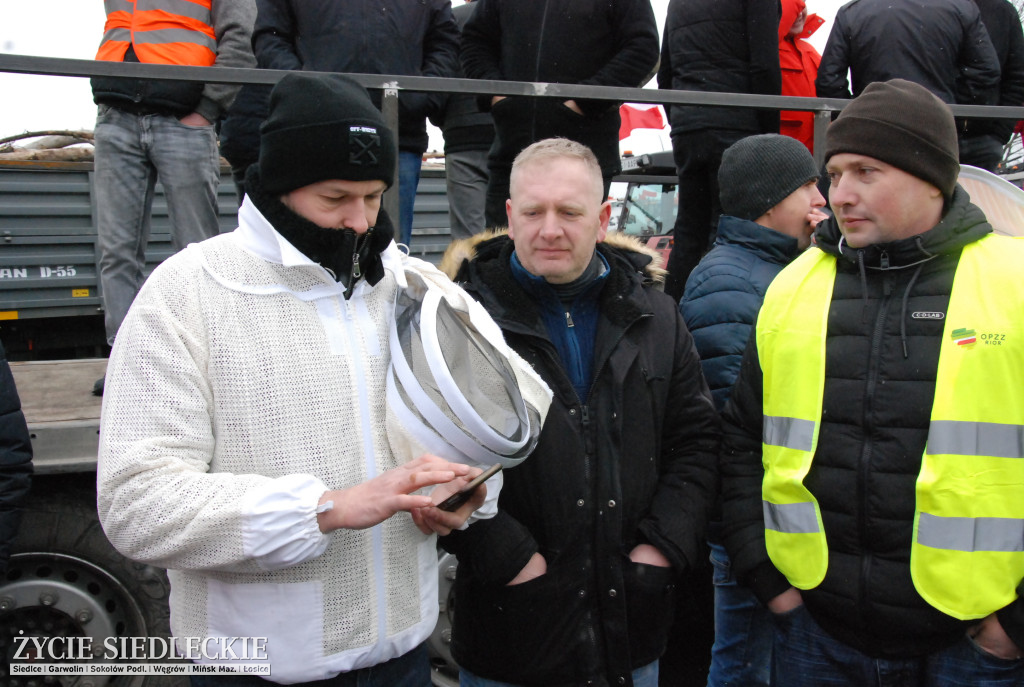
xmin=92 ymin=377 xmax=104 ymax=397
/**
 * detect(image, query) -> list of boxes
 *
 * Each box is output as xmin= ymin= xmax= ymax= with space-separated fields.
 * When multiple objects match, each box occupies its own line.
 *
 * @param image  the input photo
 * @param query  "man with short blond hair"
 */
xmin=721 ymin=79 xmax=1024 ymax=685
xmin=439 ymin=138 xmax=719 ymax=687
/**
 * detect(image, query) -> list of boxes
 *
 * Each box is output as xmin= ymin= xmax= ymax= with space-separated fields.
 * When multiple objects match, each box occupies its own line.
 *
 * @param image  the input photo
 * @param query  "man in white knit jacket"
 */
xmin=97 ymin=72 xmax=516 ymax=686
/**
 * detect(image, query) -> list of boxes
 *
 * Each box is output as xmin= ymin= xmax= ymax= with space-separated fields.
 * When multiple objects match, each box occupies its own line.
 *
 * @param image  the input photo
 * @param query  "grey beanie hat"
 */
xmin=719 ymin=134 xmax=821 ymax=221
xmin=258 ymin=72 xmax=397 ymax=196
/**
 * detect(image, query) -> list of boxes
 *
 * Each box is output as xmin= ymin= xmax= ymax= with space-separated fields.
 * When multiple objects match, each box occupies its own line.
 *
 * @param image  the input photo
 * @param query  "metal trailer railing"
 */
xmin=1 ymin=53 xmax=1023 ymax=350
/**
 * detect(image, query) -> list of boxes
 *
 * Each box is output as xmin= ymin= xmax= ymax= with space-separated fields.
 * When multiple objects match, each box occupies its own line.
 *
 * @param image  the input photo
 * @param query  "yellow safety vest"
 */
xmin=96 ymin=0 xmax=216 ymax=67
xmin=756 ymin=234 xmax=1024 ymax=619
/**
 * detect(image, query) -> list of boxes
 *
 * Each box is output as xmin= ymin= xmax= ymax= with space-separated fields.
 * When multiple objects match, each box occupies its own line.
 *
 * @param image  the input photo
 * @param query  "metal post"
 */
xmin=381 ymin=82 xmax=401 ymax=232
xmin=813 ymin=108 xmax=832 ymax=170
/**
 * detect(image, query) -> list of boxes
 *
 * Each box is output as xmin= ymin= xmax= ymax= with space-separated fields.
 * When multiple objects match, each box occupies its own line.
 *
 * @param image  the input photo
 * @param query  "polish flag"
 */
xmin=619 ymin=104 xmax=665 ymax=140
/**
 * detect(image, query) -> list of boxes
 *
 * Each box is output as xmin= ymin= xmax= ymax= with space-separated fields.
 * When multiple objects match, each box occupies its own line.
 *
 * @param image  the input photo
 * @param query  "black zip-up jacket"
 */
xmin=252 ymin=0 xmax=460 ymax=154
xmin=657 ymin=0 xmax=782 ymax=136
xmin=460 ymin=0 xmax=659 ymax=176
xmin=815 ymin=0 xmax=1001 ymax=106
xmin=720 ymin=187 xmax=1024 ymax=657
xmin=0 ymin=342 xmax=33 ymax=574
xmin=962 ymin=0 xmax=1024 ymax=142
xmin=439 ymin=233 xmax=719 ymax=686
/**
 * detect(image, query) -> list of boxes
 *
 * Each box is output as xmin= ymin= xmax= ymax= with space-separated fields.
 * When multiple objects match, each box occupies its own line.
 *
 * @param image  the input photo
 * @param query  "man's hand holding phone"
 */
xmin=412 ymin=462 xmax=502 ymax=536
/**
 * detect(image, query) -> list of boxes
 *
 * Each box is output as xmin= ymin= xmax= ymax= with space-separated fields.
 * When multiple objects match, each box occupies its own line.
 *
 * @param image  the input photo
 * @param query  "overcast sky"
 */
xmin=0 ymin=0 xmax=845 ymax=153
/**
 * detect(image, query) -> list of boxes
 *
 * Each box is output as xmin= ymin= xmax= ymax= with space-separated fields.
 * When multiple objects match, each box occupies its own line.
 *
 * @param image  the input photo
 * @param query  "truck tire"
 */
xmin=0 ymin=479 xmax=185 ymax=687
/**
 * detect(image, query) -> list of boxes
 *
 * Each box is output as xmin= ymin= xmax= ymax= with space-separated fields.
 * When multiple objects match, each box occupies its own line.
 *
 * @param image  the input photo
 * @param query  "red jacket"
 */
xmin=779 ymin=0 xmax=822 ymax=152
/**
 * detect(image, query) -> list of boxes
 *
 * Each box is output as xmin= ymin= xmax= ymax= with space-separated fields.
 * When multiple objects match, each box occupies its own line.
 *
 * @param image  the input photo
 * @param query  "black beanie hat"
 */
xmin=257 ymin=72 xmax=397 ymax=196
xmin=824 ymin=79 xmax=959 ymax=201
xmin=718 ymin=134 xmax=821 ymax=221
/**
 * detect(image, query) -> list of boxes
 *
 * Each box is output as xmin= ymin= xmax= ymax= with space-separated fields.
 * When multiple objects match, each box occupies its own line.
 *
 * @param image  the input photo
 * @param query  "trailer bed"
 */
xmin=10 ymin=358 xmax=106 ymax=473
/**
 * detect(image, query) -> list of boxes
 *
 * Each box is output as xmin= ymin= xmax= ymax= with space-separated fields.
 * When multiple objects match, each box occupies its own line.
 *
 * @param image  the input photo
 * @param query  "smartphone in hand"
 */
xmin=436 ymin=463 xmax=502 ymax=512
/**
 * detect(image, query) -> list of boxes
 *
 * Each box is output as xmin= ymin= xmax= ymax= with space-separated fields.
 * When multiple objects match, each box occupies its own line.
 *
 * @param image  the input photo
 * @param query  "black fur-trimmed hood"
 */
xmin=439 ymin=230 xmax=669 ymax=332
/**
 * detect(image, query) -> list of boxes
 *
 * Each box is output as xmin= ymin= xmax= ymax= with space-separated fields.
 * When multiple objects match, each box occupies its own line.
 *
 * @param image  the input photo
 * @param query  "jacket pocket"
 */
xmin=624 ymin=561 xmax=677 ymax=667
xmin=453 ymin=569 xmax=586 ymax=681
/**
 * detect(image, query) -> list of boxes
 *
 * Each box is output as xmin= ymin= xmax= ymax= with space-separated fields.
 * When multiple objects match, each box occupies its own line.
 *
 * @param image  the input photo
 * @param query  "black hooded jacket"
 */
xmin=439 ymin=233 xmax=719 ymax=686
xmin=815 ymin=0 xmax=1001 ymax=106
xmin=657 ymin=0 xmax=782 ymax=136
xmin=460 ymin=0 xmax=660 ymax=176
xmin=252 ymin=0 xmax=460 ymax=154
xmin=719 ymin=187 xmax=1024 ymax=658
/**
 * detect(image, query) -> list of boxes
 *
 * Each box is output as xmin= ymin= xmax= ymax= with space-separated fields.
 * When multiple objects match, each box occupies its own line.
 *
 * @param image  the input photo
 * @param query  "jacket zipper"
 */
xmin=858 ymin=251 xmax=892 ymax=628
xmin=352 ymin=230 xmax=370 ymax=281
xmin=530 ymin=0 xmax=551 ymax=143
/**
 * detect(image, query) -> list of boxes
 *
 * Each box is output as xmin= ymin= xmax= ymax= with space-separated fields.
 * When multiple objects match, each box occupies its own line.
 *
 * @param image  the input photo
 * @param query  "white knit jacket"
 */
xmin=97 ymin=198 xmax=531 ymax=683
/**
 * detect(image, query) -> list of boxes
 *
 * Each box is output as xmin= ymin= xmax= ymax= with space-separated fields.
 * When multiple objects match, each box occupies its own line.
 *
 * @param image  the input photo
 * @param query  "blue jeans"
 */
xmin=772 ymin=604 xmax=1024 ymax=687
xmin=93 ymin=104 xmax=221 ymax=344
xmin=460 ymin=660 xmax=658 ymax=687
xmin=397 ymin=151 xmax=422 ymax=247
xmin=706 ymin=541 xmax=772 ymax=687
xmin=188 ymin=644 xmax=431 ymax=687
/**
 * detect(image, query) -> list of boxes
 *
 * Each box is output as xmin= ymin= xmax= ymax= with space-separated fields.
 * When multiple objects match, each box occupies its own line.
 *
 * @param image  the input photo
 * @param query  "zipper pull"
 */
xmin=881 ymin=250 xmax=892 ymax=296
xmin=565 ymin=311 xmax=574 ymax=328
xmin=352 ymin=251 xmax=362 ymax=280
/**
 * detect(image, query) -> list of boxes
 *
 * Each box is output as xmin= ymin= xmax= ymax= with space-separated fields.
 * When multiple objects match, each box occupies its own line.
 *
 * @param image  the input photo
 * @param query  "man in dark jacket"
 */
xmin=721 ymin=79 xmax=1024 ymax=685
xmin=0 ymin=342 xmax=32 ymax=575
xmin=815 ymin=0 xmax=1001 ymax=106
xmin=681 ymin=133 xmax=825 ymax=687
xmin=658 ymin=0 xmax=783 ymax=301
xmin=958 ymin=0 xmax=1024 ymax=171
xmin=91 ymin=0 xmax=255 ymax=367
xmin=460 ymin=0 xmax=660 ymax=229
xmin=439 ymin=138 xmax=719 ymax=687
xmin=252 ymin=0 xmax=460 ymax=247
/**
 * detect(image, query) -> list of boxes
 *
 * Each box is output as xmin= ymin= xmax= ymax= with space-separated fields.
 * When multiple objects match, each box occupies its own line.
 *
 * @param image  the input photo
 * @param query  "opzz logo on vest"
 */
xmin=979 ymin=332 xmax=1007 ymax=346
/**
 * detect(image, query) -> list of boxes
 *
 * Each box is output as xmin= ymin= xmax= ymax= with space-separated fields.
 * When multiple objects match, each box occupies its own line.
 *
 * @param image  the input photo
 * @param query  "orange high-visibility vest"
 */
xmin=96 ymin=0 xmax=216 ymax=67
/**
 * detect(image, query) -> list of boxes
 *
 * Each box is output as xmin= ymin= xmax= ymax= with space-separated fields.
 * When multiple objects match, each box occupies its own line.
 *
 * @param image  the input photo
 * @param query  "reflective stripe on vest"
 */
xmin=756 ymin=247 xmax=835 ymax=590
xmin=96 ymin=0 xmax=216 ymax=66
xmin=757 ymin=234 xmax=1024 ymax=619
xmin=913 ymin=235 xmax=1024 ymax=619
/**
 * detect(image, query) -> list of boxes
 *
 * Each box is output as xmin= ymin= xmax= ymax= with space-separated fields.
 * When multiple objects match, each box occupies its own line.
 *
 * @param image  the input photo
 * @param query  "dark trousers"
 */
xmin=663 ymin=130 xmax=747 ymax=301
xmin=958 ymin=134 xmax=1005 ymax=173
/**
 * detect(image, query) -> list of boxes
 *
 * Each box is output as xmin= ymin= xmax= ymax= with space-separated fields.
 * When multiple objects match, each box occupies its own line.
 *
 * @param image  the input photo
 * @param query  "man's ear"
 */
xmin=596 ymin=200 xmax=611 ymax=243
xmin=506 ymin=198 xmax=515 ymax=239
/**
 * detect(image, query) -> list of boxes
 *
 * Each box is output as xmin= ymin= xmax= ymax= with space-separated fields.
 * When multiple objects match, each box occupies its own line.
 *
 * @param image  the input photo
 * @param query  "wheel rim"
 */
xmin=0 ymin=552 xmax=150 ymax=687
xmin=428 ymin=551 xmax=459 ymax=685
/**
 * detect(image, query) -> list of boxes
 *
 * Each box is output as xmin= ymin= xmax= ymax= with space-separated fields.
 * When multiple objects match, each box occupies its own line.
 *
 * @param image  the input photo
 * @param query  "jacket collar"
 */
xmin=716 ymin=214 xmax=803 ymax=265
xmin=812 ymin=185 xmax=993 ymax=269
xmin=446 ymin=233 xmax=656 ymax=333
xmin=203 ymin=198 xmax=406 ymax=298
